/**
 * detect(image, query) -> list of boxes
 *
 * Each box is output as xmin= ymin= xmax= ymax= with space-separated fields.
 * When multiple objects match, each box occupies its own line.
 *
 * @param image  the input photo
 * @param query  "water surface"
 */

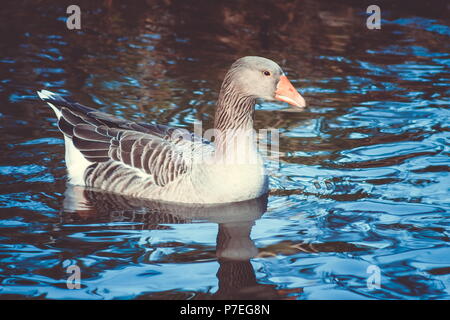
xmin=0 ymin=0 xmax=449 ymax=299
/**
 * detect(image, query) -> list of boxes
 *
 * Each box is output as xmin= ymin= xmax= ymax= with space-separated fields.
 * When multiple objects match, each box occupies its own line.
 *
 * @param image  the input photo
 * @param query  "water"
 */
xmin=0 ymin=0 xmax=449 ymax=300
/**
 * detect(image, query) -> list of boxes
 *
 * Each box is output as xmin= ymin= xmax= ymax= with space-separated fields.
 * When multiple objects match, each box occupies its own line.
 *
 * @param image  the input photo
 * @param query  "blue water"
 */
xmin=0 ymin=1 xmax=449 ymax=299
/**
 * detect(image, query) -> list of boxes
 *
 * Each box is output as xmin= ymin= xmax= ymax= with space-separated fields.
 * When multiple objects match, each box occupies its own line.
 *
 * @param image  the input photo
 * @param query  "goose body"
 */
xmin=38 ymin=56 xmax=305 ymax=204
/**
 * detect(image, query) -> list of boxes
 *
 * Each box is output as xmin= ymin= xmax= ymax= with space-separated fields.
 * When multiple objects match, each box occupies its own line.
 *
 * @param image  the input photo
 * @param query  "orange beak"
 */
xmin=275 ymin=75 xmax=306 ymax=108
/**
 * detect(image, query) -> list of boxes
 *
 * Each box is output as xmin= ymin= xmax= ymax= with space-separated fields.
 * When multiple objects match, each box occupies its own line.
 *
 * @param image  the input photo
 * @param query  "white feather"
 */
xmin=37 ymin=90 xmax=91 ymax=186
xmin=37 ymin=90 xmax=62 ymax=119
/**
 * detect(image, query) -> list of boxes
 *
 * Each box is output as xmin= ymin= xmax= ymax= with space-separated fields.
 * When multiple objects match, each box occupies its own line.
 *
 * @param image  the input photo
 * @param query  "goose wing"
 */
xmin=38 ymin=90 xmax=210 ymax=186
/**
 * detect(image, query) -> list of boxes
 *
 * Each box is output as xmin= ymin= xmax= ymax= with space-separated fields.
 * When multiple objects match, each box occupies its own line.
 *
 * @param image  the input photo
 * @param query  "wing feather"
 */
xmin=39 ymin=91 xmax=212 ymax=187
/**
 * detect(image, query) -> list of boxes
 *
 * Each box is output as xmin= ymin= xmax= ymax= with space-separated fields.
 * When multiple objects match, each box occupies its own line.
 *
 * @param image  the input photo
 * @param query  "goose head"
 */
xmin=224 ymin=56 xmax=306 ymax=108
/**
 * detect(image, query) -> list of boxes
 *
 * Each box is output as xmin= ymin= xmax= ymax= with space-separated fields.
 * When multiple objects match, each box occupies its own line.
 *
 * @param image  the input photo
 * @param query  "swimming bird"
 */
xmin=37 ymin=56 xmax=305 ymax=204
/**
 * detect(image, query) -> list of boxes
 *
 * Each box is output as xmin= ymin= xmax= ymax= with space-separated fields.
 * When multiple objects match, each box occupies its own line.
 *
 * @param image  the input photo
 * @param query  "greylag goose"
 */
xmin=37 ymin=56 xmax=305 ymax=204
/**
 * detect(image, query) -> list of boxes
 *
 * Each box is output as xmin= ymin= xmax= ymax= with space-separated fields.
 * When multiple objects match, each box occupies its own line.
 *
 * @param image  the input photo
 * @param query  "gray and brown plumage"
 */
xmin=38 ymin=56 xmax=305 ymax=204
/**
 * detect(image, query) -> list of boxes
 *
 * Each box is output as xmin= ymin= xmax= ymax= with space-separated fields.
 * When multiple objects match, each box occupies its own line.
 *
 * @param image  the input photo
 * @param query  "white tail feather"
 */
xmin=38 ymin=90 xmax=91 ymax=186
xmin=37 ymin=90 xmax=62 ymax=119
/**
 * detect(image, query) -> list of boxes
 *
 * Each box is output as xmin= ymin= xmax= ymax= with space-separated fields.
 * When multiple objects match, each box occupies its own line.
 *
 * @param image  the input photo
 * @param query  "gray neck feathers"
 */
xmin=214 ymin=67 xmax=256 ymax=132
xmin=213 ymin=68 xmax=258 ymax=159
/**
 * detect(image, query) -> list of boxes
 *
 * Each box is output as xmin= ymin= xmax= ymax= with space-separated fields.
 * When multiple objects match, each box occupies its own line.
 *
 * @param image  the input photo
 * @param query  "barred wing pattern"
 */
xmin=72 ymin=123 xmax=189 ymax=187
xmin=39 ymin=91 xmax=210 ymax=189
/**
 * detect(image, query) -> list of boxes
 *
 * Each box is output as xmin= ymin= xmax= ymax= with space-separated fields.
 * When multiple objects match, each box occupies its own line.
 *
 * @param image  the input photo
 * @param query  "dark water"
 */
xmin=0 ymin=0 xmax=449 ymax=299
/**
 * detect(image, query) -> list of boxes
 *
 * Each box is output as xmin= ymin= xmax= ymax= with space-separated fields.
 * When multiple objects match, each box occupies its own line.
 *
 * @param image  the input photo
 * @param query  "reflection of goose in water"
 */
xmin=63 ymin=184 xmax=268 ymax=225
xmin=62 ymin=186 xmax=368 ymax=299
xmin=63 ymin=185 xmax=287 ymax=299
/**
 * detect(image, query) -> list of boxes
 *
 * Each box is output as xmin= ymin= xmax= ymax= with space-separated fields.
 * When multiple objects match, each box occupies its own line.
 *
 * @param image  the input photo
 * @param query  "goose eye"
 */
xmin=263 ymin=71 xmax=271 ymax=76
